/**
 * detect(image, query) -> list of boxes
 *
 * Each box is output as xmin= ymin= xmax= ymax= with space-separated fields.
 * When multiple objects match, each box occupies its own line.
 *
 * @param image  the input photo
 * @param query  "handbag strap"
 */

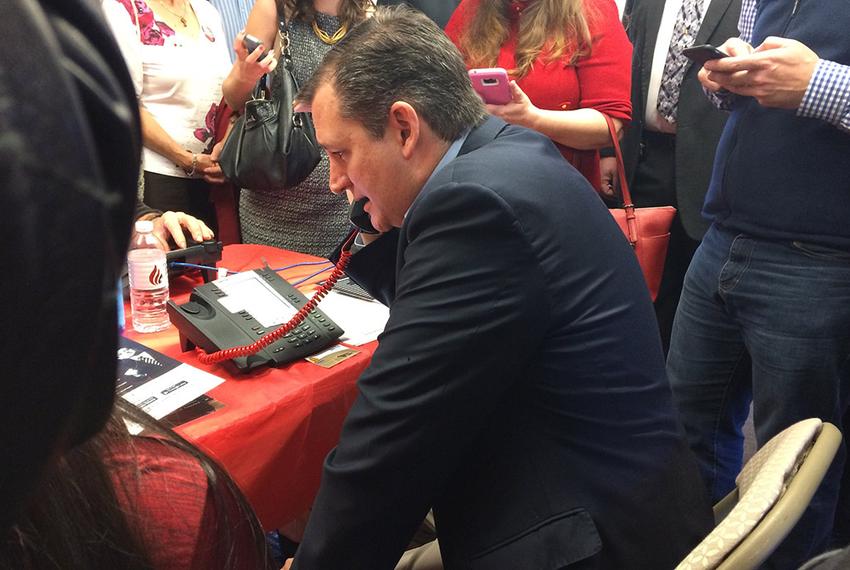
xmin=603 ymin=114 xmax=632 ymax=206
xmin=277 ymin=14 xmax=293 ymax=64
xmin=603 ymin=114 xmax=638 ymax=246
xmin=254 ymin=14 xmax=292 ymax=97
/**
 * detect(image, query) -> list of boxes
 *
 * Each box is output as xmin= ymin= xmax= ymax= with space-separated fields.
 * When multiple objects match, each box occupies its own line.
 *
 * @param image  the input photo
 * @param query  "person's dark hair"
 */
xmin=276 ymin=0 xmax=370 ymax=30
xmin=0 ymin=400 xmax=272 ymax=570
xmin=1 ymin=0 xmax=140 ymax=536
xmin=2 ymin=2 xmax=269 ymax=567
xmin=298 ymin=5 xmax=486 ymax=141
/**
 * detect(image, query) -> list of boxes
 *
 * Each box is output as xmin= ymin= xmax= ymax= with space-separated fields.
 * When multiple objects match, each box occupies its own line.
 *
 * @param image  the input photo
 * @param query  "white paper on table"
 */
xmin=120 ymin=363 xmax=223 ymax=420
xmin=318 ymin=290 xmax=390 ymax=346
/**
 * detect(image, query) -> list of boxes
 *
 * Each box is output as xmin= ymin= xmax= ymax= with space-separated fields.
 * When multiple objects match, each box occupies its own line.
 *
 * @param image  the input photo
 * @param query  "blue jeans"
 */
xmin=668 ymin=224 xmax=850 ymax=568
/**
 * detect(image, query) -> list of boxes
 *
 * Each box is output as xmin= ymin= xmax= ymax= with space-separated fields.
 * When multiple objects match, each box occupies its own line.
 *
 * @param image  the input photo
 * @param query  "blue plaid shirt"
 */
xmin=709 ymin=0 xmax=850 ymax=133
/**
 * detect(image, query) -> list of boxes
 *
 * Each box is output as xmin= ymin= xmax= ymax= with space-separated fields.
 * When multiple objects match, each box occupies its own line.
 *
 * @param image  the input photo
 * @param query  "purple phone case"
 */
xmin=468 ymin=68 xmax=512 ymax=105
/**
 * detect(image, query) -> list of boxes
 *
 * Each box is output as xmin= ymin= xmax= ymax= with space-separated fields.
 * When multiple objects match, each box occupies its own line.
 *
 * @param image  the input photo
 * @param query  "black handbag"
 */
xmin=219 ymin=18 xmax=321 ymax=191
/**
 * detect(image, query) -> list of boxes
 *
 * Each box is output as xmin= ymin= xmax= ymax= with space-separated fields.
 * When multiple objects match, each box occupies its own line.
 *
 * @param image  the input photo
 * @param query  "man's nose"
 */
xmin=329 ymin=166 xmax=350 ymax=195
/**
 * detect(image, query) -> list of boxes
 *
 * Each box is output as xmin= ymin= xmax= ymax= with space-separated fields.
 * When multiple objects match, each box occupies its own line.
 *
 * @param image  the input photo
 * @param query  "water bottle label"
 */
xmin=128 ymin=259 xmax=168 ymax=291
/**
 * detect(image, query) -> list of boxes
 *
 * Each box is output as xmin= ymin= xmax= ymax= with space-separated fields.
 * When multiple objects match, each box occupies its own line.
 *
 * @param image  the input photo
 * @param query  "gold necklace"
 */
xmin=311 ymin=19 xmax=348 ymax=45
xmin=152 ymin=0 xmax=190 ymax=27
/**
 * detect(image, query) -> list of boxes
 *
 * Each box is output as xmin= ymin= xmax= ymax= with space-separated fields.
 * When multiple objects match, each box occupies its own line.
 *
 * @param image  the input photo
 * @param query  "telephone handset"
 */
xmin=349 ymin=198 xmax=380 ymax=235
xmin=167 ymin=232 xmax=356 ymax=373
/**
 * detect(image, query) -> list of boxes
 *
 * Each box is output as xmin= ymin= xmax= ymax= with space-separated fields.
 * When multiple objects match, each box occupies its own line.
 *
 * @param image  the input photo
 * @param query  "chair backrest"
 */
xmin=676 ymin=419 xmax=842 ymax=570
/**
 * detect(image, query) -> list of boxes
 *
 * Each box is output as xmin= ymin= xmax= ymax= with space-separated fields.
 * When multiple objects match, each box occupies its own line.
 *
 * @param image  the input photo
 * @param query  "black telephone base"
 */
xmin=167 ymin=268 xmax=344 ymax=373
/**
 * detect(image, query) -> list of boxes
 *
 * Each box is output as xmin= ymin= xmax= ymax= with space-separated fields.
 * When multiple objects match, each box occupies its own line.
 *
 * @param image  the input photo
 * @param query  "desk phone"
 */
xmin=166 ymin=239 xmax=223 ymax=282
xmin=167 ymin=268 xmax=343 ymax=373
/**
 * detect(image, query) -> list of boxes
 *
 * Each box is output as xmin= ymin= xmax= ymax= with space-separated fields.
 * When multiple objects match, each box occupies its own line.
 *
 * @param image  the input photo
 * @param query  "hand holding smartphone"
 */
xmin=682 ymin=44 xmax=728 ymax=65
xmin=242 ymin=34 xmax=270 ymax=61
xmin=468 ymin=68 xmax=512 ymax=105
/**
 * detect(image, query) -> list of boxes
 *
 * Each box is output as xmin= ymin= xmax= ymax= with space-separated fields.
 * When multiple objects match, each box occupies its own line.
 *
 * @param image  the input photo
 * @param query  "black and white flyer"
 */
xmin=117 ymin=338 xmax=223 ymax=420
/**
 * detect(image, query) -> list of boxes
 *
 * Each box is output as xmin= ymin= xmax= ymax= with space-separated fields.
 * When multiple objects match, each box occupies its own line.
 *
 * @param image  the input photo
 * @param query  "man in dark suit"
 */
xmin=606 ymin=0 xmax=741 ymax=352
xmin=287 ymin=7 xmax=712 ymax=569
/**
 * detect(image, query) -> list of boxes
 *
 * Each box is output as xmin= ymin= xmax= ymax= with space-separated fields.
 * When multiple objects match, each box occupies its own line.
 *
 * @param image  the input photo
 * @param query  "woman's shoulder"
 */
xmin=583 ymin=0 xmax=623 ymax=33
xmin=107 ymin=436 xmax=208 ymax=497
xmin=445 ymin=0 xmax=480 ymax=39
xmin=106 ymin=437 xmax=212 ymax=569
xmin=102 ymin=0 xmax=143 ymax=26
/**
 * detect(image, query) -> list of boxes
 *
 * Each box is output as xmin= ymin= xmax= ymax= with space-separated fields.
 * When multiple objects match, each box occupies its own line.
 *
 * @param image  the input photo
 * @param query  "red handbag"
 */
xmin=604 ymin=115 xmax=675 ymax=301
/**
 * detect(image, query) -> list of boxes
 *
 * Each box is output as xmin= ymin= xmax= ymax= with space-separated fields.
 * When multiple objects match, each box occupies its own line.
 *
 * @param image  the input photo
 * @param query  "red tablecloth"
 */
xmin=123 ymin=244 xmax=374 ymax=529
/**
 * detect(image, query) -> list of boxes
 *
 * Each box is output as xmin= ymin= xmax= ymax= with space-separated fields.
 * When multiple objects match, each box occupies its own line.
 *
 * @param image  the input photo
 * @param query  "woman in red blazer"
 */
xmin=446 ymin=0 xmax=632 ymax=192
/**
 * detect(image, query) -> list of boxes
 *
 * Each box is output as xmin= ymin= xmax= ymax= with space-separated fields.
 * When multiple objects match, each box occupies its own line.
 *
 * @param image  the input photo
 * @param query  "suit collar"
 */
xmin=694 ymin=0 xmax=735 ymax=46
xmin=458 ymin=116 xmax=506 ymax=157
xmin=686 ymin=0 xmax=736 ymax=77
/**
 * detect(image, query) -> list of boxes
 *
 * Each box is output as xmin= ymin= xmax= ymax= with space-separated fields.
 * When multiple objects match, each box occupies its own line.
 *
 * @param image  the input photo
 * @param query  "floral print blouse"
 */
xmin=102 ymin=0 xmax=232 ymax=177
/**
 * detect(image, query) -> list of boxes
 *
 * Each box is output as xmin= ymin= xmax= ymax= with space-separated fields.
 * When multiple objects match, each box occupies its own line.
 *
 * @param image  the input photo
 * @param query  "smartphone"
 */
xmin=468 ymin=68 xmax=512 ymax=105
xmin=242 ymin=34 xmax=270 ymax=61
xmin=682 ymin=44 xmax=728 ymax=65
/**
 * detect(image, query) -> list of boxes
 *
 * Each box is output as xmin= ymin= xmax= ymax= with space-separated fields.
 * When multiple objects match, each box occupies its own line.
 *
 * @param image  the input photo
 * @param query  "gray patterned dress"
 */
xmin=239 ymin=12 xmax=351 ymax=257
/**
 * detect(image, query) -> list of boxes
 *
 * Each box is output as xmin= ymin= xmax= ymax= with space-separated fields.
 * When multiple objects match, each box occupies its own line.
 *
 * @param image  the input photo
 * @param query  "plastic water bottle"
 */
xmin=128 ymin=220 xmax=170 ymax=332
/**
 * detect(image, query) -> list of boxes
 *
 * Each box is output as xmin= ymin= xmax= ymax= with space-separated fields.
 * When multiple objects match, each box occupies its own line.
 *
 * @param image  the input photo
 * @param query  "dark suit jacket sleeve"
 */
xmin=335 ymin=228 xmax=400 ymax=307
xmin=293 ymin=182 xmax=551 ymax=569
xmin=134 ymin=198 xmax=160 ymax=221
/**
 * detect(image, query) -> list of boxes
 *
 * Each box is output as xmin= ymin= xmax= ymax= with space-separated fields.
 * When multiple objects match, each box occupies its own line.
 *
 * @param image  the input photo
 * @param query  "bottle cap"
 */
xmin=134 ymin=220 xmax=154 ymax=233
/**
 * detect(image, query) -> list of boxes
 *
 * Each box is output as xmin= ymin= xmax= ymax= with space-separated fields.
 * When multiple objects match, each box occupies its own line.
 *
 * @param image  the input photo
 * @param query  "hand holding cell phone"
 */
xmin=682 ymin=44 xmax=728 ymax=65
xmin=468 ymin=68 xmax=512 ymax=105
xmin=242 ymin=34 xmax=271 ymax=61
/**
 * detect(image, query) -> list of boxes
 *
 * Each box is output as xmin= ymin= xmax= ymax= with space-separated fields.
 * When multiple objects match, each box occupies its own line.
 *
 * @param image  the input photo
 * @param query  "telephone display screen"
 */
xmin=216 ymin=272 xmax=297 ymax=328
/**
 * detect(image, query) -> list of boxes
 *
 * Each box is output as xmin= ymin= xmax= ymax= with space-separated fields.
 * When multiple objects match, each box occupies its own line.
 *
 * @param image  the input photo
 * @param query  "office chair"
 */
xmin=677 ymin=418 xmax=842 ymax=570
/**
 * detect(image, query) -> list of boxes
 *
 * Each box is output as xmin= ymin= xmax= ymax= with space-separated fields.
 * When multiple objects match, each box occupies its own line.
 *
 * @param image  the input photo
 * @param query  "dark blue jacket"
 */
xmin=703 ymin=0 xmax=850 ymax=248
xmin=294 ymin=118 xmax=712 ymax=569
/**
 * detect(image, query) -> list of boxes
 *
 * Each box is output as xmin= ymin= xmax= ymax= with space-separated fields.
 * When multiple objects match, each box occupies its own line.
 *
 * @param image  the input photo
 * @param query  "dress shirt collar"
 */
xmin=404 ymin=130 xmax=470 ymax=220
xmin=424 ymin=130 xmax=470 ymax=188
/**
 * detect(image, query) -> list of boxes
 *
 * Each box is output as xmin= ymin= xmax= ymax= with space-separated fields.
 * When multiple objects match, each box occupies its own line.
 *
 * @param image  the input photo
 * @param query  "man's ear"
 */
xmin=387 ymin=101 xmax=420 ymax=159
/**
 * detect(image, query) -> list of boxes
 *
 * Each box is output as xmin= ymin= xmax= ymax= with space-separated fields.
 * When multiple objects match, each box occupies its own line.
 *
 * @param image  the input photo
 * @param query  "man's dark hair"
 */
xmin=299 ymin=6 xmax=486 ymax=141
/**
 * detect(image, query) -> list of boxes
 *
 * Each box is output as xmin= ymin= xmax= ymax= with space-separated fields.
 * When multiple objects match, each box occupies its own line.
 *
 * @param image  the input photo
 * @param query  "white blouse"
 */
xmin=102 ymin=0 xmax=232 ymax=177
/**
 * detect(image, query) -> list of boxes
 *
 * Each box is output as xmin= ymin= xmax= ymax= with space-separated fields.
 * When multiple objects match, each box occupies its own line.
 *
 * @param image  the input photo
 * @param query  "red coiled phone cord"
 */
xmin=195 ymin=230 xmax=357 ymax=365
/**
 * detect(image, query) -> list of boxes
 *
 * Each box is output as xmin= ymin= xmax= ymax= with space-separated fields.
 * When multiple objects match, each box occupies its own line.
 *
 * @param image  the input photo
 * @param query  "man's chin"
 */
xmin=369 ymin=216 xmax=392 ymax=234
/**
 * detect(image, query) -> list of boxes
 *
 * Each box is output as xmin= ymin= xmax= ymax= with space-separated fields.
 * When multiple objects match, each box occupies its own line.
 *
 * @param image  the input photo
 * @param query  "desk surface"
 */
xmin=124 ymin=244 xmax=374 ymax=529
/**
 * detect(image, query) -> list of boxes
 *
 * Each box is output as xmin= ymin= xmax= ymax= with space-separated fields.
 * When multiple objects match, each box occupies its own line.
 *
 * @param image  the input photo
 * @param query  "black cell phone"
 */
xmin=242 ymin=34 xmax=270 ymax=61
xmin=682 ymin=44 xmax=728 ymax=65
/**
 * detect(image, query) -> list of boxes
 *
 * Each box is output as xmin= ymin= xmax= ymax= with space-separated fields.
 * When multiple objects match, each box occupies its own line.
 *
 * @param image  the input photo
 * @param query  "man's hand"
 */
xmin=281 ymin=558 xmax=293 ymax=570
xmin=698 ymin=37 xmax=753 ymax=92
xmin=598 ymin=156 xmax=619 ymax=201
xmin=700 ymin=36 xmax=818 ymax=108
xmin=151 ymin=211 xmax=214 ymax=249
